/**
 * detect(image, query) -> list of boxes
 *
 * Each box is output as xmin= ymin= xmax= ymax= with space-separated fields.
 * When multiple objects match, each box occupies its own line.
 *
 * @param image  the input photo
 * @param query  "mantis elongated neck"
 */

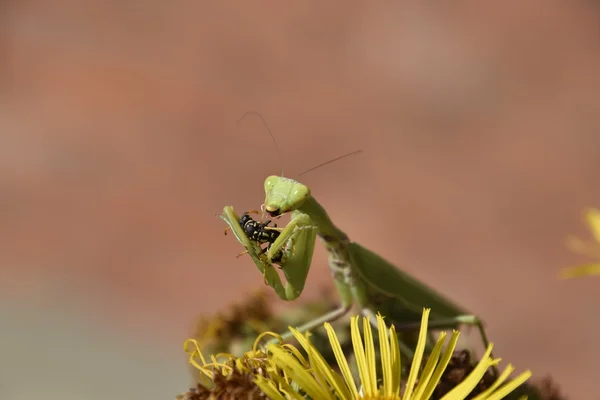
xmin=298 ymin=196 xmax=348 ymax=242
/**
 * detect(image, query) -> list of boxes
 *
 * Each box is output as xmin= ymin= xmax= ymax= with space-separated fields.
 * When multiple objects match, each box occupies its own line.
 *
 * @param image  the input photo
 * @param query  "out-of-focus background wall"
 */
xmin=1 ymin=1 xmax=599 ymax=398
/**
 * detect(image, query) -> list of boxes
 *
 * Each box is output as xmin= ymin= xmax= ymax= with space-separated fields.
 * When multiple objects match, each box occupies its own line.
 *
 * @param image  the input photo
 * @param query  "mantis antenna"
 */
xmin=236 ymin=110 xmax=285 ymax=177
xmin=236 ymin=110 xmax=362 ymax=178
xmin=296 ymin=149 xmax=363 ymax=178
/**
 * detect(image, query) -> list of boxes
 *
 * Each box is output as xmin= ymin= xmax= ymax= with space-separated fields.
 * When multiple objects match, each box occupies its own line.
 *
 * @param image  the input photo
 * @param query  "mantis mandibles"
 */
xmin=218 ymin=112 xmax=494 ymax=361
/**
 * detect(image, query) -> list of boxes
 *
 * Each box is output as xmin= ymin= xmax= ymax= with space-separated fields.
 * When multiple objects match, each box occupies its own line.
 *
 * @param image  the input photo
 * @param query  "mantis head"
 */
xmin=263 ymin=175 xmax=311 ymax=216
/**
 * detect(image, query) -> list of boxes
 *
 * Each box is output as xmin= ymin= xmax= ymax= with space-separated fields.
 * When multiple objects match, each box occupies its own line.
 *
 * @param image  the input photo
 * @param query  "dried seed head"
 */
xmin=183 ymin=367 xmax=267 ymax=400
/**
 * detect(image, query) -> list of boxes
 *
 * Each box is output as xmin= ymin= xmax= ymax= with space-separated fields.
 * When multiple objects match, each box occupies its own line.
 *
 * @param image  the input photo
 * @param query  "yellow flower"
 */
xmin=560 ymin=207 xmax=600 ymax=279
xmin=255 ymin=309 xmax=532 ymax=400
xmin=183 ymin=330 xmax=282 ymax=399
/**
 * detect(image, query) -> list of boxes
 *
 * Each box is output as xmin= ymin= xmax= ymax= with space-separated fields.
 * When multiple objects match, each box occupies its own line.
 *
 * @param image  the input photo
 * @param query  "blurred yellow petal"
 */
xmin=253 ymin=331 xmax=282 ymax=352
xmin=560 ymin=263 xmax=600 ymax=279
xmin=565 ymin=236 xmax=600 ymax=258
xmin=584 ymin=207 xmax=600 ymax=243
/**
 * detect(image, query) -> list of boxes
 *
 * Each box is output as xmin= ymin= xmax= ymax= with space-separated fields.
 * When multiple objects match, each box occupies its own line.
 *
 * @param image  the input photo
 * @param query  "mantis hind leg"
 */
xmin=268 ymin=304 xmax=353 ymax=345
xmin=266 ymin=276 xmax=355 ymax=345
xmin=393 ymin=315 xmax=490 ymax=352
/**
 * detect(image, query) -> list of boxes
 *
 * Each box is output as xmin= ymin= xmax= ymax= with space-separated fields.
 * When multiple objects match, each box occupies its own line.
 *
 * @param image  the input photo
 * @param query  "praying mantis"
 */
xmin=218 ymin=112 xmax=494 ymax=361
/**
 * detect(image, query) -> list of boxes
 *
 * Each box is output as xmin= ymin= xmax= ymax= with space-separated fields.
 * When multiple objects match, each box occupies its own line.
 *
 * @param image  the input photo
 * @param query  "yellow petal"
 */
xmin=306 ymin=345 xmax=332 ymax=398
xmin=419 ymin=331 xmax=460 ymax=400
xmin=325 ymin=322 xmax=359 ymax=399
xmin=565 ymin=236 xmax=600 ymax=258
xmin=362 ymin=316 xmax=378 ymax=396
xmin=264 ymin=366 xmax=296 ymax=393
xmin=196 ymin=371 xmax=214 ymax=389
xmin=403 ymin=308 xmax=431 ymax=400
xmin=389 ymin=325 xmax=401 ymax=397
xmin=376 ymin=313 xmax=394 ymax=397
xmin=411 ymin=331 xmax=447 ymax=400
xmin=281 ymin=342 xmax=310 ymax=370
xmin=288 ymin=327 xmax=350 ymax=398
xmin=584 ymin=208 xmax=600 ymax=243
xmin=441 ymin=344 xmax=496 ymax=399
xmin=272 ymin=376 xmax=307 ymax=400
xmin=560 ymin=263 xmax=600 ymax=279
xmin=267 ymin=345 xmax=327 ymax=400
xmin=471 ymin=363 xmax=514 ymax=400
xmin=351 ymin=316 xmax=373 ymax=396
xmin=483 ymin=370 xmax=532 ymax=400
xmin=254 ymin=375 xmax=289 ymax=400
xmin=183 ymin=339 xmax=208 ymax=369
xmin=253 ymin=331 xmax=283 ymax=353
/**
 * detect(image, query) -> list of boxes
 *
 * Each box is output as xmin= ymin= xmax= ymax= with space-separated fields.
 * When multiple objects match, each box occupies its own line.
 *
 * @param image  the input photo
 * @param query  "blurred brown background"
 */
xmin=1 ymin=1 xmax=599 ymax=398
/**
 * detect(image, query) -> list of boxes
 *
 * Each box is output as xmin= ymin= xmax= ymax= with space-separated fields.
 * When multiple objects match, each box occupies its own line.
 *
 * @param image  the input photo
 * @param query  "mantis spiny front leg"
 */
xmin=219 ymin=206 xmax=318 ymax=301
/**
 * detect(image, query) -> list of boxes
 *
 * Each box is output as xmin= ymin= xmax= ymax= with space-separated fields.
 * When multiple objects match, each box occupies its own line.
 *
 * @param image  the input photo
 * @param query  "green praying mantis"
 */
xmin=218 ymin=112 xmax=494 ymax=361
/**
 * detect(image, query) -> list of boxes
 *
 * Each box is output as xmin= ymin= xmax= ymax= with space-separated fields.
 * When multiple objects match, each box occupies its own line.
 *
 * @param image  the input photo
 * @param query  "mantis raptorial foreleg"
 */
xmin=261 ymin=212 xmax=316 ymax=264
xmin=273 ymin=305 xmax=353 ymax=343
xmin=219 ymin=206 xmax=318 ymax=300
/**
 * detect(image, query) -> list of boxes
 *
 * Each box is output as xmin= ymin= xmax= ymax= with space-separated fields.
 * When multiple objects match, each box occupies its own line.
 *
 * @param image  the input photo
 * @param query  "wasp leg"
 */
xmin=235 ymin=250 xmax=249 ymax=259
